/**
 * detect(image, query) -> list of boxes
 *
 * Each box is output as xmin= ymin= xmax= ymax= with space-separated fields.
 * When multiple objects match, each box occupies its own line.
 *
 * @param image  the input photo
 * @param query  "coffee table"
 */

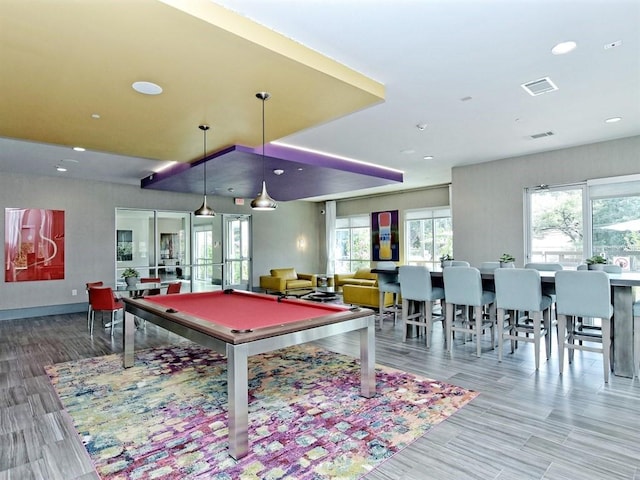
xmin=302 ymin=286 xmax=339 ymax=302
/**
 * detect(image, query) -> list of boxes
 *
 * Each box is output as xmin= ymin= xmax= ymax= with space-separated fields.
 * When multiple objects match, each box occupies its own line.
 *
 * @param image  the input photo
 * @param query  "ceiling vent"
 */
xmin=521 ymin=77 xmax=558 ymax=96
xmin=530 ymin=131 xmax=555 ymax=139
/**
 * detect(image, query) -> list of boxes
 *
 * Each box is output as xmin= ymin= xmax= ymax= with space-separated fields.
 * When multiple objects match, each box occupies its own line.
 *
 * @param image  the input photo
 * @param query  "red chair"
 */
xmin=85 ymin=281 xmax=104 ymax=332
xmin=88 ymin=286 xmax=124 ymax=337
xmin=141 ymin=277 xmax=161 ymax=295
xmin=166 ymin=282 xmax=182 ymax=294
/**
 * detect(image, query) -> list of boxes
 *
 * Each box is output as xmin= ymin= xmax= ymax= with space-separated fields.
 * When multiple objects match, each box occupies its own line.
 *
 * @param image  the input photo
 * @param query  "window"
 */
xmin=525 ymin=185 xmax=587 ymax=268
xmin=405 ymin=208 xmax=451 ymax=271
xmin=334 ymin=215 xmax=370 ymax=273
xmin=589 ymin=175 xmax=640 ymax=270
xmin=525 ymin=175 xmax=640 ymax=271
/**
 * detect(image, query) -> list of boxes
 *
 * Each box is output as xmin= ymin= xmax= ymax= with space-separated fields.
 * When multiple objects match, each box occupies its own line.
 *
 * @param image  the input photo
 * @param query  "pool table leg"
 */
xmin=360 ymin=323 xmax=376 ymax=398
xmin=123 ymin=310 xmax=136 ymax=368
xmin=227 ymin=343 xmax=249 ymax=460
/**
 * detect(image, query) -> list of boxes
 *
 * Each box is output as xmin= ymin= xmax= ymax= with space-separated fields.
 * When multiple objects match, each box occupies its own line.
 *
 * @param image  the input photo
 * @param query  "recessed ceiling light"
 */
xmin=416 ymin=123 xmax=427 ymax=131
xmin=297 ymin=167 xmax=303 ymax=171
xmin=273 ymin=169 xmax=284 ymax=175
xmin=91 ymin=113 xmax=101 ymax=119
xmin=132 ymin=81 xmax=163 ymax=95
xmin=73 ymin=146 xmax=85 ymax=152
xmin=551 ymin=41 xmax=577 ymax=55
xmin=423 ymin=155 xmax=434 ymax=160
xmin=605 ymin=117 xmax=622 ymax=123
xmin=55 ymin=165 xmax=67 ymax=172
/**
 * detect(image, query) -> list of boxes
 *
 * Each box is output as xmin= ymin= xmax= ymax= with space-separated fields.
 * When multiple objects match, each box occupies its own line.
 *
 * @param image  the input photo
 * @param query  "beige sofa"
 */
xmin=259 ymin=268 xmax=317 ymax=295
xmin=333 ymin=268 xmax=377 ymax=291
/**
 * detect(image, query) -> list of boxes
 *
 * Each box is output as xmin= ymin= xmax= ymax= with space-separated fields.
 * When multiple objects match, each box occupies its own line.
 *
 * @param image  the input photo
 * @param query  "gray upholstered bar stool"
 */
xmin=398 ymin=265 xmax=445 ymax=347
xmin=442 ymin=260 xmax=470 ymax=268
xmin=555 ymin=270 xmax=613 ymax=383
xmin=494 ymin=268 xmax=552 ymax=369
xmin=525 ymin=262 xmax=563 ymax=326
xmin=443 ymin=266 xmax=496 ymax=357
xmin=377 ymin=261 xmax=401 ymax=328
xmin=603 ymin=264 xmax=623 ymax=273
xmin=479 ymin=261 xmax=500 ymax=273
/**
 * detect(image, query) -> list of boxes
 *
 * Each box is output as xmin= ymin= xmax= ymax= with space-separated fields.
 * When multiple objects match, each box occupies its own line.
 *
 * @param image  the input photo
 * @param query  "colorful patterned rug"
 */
xmin=45 ymin=343 xmax=478 ymax=479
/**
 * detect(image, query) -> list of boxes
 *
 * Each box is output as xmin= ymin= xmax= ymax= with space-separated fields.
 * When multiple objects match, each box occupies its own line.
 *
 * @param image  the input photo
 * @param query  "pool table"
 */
xmin=122 ymin=289 xmax=376 ymax=459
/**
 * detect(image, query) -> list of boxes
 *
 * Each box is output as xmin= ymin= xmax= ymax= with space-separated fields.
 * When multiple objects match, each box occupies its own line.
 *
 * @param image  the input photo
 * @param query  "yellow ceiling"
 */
xmin=0 ymin=0 xmax=384 ymax=164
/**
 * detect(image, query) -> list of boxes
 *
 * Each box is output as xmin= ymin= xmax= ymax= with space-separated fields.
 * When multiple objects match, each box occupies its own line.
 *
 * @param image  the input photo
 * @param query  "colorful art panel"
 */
xmin=5 ymin=208 xmax=65 ymax=282
xmin=371 ymin=209 xmax=399 ymax=261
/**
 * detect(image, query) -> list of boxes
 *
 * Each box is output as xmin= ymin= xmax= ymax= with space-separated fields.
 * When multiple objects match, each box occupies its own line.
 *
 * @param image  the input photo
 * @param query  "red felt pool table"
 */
xmin=122 ymin=289 xmax=376 ymax=460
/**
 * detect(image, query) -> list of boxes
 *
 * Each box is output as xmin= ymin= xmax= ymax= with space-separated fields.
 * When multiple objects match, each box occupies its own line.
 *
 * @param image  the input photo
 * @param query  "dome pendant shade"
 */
xmin=250 ymin=180 xmax=278 ymax=210
xmin=194 ymin=195 xmax=215 ymax=217
xmin=251 ymin=91 xmax=277 ymax=211
xmin=194 ymin=125 xmax=215 ymax=217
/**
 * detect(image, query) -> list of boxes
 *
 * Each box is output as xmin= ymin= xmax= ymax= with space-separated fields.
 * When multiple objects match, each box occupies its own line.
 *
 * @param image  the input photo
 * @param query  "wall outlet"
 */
xmin=72 ymin=289 xmax=78 ymax=296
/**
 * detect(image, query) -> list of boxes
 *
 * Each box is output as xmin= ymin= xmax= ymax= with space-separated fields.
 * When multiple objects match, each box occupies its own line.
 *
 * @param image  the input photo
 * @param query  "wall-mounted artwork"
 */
xmin=116 ymin=229 xmax=133 ymax=261
xmin=4 ymin=208 xmax=65 ymax=282
xmin=371 ymin=210 xmax=399 ymax=261
xmin=160 ymin=233 xmax=178 ymax=259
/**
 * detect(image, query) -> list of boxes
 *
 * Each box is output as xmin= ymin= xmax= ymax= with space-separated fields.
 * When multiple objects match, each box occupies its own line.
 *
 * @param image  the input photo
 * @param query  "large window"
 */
xmin=334 ymin=215 xmax=370 ymax=273
xmin=589 ymin=176 xmax=640 ymax=270
xmin=525 ymin=185 xmax=586 ymax=268
xmin=525 ymin=175 xmax=640 ymax=271
xmin=405 ymin=208 xmax=452 ymax=271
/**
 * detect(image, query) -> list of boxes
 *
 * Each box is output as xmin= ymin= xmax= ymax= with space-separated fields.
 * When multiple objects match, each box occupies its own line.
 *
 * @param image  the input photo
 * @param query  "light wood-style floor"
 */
xmin=1 ymin=310 xmax=640 ymax=479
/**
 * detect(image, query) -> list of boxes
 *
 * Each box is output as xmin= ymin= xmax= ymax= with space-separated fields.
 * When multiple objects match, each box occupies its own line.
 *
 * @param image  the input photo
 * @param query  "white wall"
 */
xmin=451 ymin=135 xmax=640 ymax=267
xmin=0 ymin=172 xmax=321 ymax=317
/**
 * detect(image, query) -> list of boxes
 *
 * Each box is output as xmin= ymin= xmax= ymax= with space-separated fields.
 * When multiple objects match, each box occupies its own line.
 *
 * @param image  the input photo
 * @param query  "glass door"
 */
xmin=224 ymin=215 xmax=251 ymax=290
xmin=192 ymin=215 xmax=223 ymax=292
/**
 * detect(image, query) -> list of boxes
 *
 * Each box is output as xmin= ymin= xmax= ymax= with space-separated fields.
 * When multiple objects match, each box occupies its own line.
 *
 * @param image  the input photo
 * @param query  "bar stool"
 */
xmin=377 ymin=261 xmax=401 ymax=328
xmin=479 ymin=261 xmax=500 ymax=273
xmin=398 ymin=265 xmax=445 ymax=347
xmin=442 ymin=260 xmax=470 ymax=267
xmin=525 ymin=262 xmax=563 ymax=329
xmin=494 ymin=268 xmax=552 ymax=369
xmin=555 ymin=270 xmax=613 ymax=383
xmin=443 ymin=266 xmax=496 ymax=357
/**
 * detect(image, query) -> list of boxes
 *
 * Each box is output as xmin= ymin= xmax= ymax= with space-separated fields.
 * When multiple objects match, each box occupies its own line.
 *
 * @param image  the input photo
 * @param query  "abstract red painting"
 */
xmin=5 ymin=208 xmax=65 ymax=282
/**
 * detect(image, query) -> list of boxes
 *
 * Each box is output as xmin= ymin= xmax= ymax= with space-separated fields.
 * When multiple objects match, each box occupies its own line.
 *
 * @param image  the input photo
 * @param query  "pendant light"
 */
xmin=194 ymin=124 xmax=216 ymax=217
xmin=251 ymin=92 xmax=278 ymax=211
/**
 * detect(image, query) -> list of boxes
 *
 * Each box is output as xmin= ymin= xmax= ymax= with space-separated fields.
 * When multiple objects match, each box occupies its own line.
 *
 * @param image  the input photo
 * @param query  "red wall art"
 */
xmin=5 ymin=208 xmax=65 ymax=282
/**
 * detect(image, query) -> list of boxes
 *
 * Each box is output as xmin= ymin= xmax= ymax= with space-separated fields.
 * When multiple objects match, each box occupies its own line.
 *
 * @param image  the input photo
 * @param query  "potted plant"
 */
xmin=122 ymin=267 xmax=140 ymax=286
xmin=585 ymin=254 xmax=607 ymax=270
xmin=440 ymin=253 xmax=453 ymax=268
xmin=499 ymin=253 xmax=515 ymax=268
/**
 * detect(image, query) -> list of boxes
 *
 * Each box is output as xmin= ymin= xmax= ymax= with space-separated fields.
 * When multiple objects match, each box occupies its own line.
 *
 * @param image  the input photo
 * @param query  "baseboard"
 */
xmin=0 ymin=302 xmax=87 ymax=321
